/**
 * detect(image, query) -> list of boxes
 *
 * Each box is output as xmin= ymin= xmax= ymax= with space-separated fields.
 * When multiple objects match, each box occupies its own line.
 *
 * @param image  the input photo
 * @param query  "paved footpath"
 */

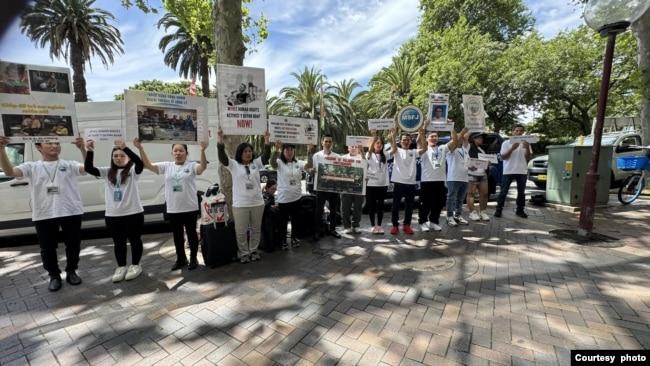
xmin=1 ymin=198 xmax=649 ymax=366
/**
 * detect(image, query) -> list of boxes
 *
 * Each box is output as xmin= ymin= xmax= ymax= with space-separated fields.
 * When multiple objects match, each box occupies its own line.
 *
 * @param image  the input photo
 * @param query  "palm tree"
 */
xmin=280 ymin=67 xmax=335 ymax=129
xmin=328 ymin=79 xmax=369 ymax=143
xmin=21 ymin=0 xmax=124 ymax=102
xmin=367 ymin=56 xmax=423 ymax=118
xmin=158 ymin=13 xmax=214 ymax=98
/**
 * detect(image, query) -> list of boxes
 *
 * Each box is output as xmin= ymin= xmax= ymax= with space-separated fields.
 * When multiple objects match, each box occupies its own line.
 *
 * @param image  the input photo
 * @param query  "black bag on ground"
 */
xmin=292 ymin=195 xmax=317 ymax=239
xmin=260 ymin=205 xmax=283 ymax=252
xmin=201 ymin=220 xmax=238 ymax=268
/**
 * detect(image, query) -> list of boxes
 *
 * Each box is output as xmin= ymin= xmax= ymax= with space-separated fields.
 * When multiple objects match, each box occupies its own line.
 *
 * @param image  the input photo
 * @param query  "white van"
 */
xmin=0 ymin=101 xmax=221 ymax=236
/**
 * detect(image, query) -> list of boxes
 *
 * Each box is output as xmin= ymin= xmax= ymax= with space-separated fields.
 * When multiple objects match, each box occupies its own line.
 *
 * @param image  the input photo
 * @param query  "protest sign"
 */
xmin=216 ymin=64 xmax=266 ymax=135
xmin=368 ymin=118 xmax=394 ymax=131
xmin=125 ymin=90 xmax=208 ymax=144
xmin=428 ymin=93 xmax=449 ymax=123
xmin=314 ymin=155 xmax=366 ymax=195
xmin=84 ymin=128 xmax=125 ymax=142
xmin=477 ymin=153 xmax=498 ymax=164
xmin=427 ymin=122 xmax=455 ymax=132
xmin=397 ymin=105 xmax=424 ymax=132
xmin=268 ymin=115 xmax=318 ymax=145
xmin=467 ymin=158 xmax=489 ymax=175
xmin=0 ymin=61 xmax=78 ymax=143
xmin=510 ymin=135 xmax=539 ymax=144
xmin=462 ymin=95 xmax=486 ymax=132
xmin=346 ymin=135 xmax=373 ymax=147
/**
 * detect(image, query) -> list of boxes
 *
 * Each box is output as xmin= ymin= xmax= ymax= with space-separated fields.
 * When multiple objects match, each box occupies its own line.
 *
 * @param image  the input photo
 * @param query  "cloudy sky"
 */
xmin=0 ymin=0 xmax=584 ymax=101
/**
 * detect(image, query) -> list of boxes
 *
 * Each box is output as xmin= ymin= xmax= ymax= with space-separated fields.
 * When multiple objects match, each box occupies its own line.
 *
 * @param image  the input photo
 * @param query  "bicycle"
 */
xmin=616 ymin=151 xmax=650 ymax=204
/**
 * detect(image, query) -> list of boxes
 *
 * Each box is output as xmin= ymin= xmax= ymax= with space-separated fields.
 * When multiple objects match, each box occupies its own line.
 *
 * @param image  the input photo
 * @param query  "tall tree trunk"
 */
xmin=213 ymin=0 xmax=246 ymax=217
xmin=70 ymin=41 xmax=87 ymax=102
xmin=632 ymin=11 xmax=650 ymax=146
xmin=200 ymin=57 xmax=210 ymax=98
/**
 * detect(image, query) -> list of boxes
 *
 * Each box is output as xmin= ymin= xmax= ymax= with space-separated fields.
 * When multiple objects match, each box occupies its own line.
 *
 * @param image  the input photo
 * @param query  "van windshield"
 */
xmin=1 ymin=145 xmax=24 ymax=173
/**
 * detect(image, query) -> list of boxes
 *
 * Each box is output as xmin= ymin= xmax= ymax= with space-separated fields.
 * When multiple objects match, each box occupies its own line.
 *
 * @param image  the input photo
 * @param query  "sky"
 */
xmin=0 ymin=0 xmax=584 ymax=102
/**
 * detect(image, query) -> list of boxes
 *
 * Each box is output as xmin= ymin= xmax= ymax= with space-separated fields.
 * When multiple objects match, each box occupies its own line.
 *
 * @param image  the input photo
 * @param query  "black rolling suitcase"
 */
xmin=293 ymin=195 xmax=317 ymax=239
xmin=199 ymin=185 xmax=238 ymax=267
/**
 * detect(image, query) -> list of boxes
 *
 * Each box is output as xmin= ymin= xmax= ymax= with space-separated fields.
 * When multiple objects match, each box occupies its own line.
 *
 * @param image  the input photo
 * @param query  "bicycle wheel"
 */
xmin=618 ymin=173 xmax=645 ymax=204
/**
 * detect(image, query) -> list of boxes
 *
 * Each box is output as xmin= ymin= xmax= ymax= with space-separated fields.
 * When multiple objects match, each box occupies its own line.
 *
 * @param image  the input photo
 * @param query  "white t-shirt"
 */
xmin=227 ymin=157 xmax=264 ymax=208
xmin=446 ymin=144 xmax=469 ymax=183
xmin=367 ymin=151 xmax=390 ymax=187
xmin=420 ymin=145 xmax=446 ymax=182
xmin=156 ymin=161 xmax=199 ymax=213
xmin=501 ymin=140 xmax=532 ymax=175
xmin=312 ymin=150 xmax=339 ymax=191
xmin=276 ymin=158 xmax=305 ymax=204
xmin=17 ymin=159 xmax=84 ymax=221
xmin=391 ymin=148 xmax=417 ymax=185
xmin=97 ymin=166 xmax=144 ymax=217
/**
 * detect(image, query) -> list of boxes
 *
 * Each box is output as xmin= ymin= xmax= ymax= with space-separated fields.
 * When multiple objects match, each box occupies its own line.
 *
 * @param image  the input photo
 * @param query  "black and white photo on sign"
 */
xmin=428 ymin=93 xmax=449 ymax=123
xmin=314 ymin=156 xmax=367 ymax=195
xmin=268 ymin=115 xmax=318 ymax=145
xmin=216 ymin=64 xmax=267 ymax=135
xmin=28 ymin=69 xmax=71 ymax=94
xmin=462 ymin=94 xmax=486 ymax=131
xmin=367 ymin=118 xmax=394 ymax=131
xmin=467 ymin=158 xmax=489 ymax=174
xmin=1 ymin=114 xmax=74 ymax=138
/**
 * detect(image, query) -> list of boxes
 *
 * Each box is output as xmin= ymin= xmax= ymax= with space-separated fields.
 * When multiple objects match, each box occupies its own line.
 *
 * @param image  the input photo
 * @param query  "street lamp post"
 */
xmin=578 ymin=0 xmax=650 ymax=237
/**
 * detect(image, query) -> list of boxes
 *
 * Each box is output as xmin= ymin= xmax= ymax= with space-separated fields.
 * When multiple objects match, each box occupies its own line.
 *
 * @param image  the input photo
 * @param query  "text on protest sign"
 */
xmin=510 ymin=135 xmax=539 ymax=144
xmin=467 ymin=158 xmax=489 ymax=175
xmin=346 ymin=135 xmax=373 ymax=147
xmin=216 ymin=64 xmax=266 ymax=135
xmin=477 ymin=153 xmax=499 ymax=164
xmin=268 ymin=115 xmax=318 ymax=145
xmin=367 ymin=119 xmax=394 ymax=131
xmin=462 ymin=95 xmax=486 ymax=132
xmin=397 ymin=105 xmax=424 ymax=132
xmin=84 ymin=128 xmax=125 ymax=142
xmin=314 ymin=155 xmax=367 ymax=195
xmin=427 ymin=122 xmax=455 ymax=132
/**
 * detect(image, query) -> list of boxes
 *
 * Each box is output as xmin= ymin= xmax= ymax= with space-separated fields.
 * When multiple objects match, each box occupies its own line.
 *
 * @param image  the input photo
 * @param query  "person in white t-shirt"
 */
xmin=418 ymin=131 xmax=447 ymax=232
xmin=84 ymin=138 xmax=145 ymax=283
xmin=340 ymin=145 xmax=366 ymax=234
xmin=388 ymin=125 xmax=426 ymax=235
xmin=217 ymin=127 xmax=271 ymax=263
xmin=137 ymin=140 xmax=208 ymax=271
xmin=466 ymin=132 xmax=491 ymax=221
xmin=495 ymin=124 xmax=533 ymax=218
xmin=365 ymin=134 xmax=390 ymax=234
xmin=445 ymin=128 xmax=470 ymax=227
xmin=270 ymin=141 xmax=306 ymax=250
xmin=0 ymin=136 xmax=86 ymax=292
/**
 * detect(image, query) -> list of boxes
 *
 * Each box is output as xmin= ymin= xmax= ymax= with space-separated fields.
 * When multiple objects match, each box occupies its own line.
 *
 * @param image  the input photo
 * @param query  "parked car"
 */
xmin=527 ymin=131 xmax=644 ymax=189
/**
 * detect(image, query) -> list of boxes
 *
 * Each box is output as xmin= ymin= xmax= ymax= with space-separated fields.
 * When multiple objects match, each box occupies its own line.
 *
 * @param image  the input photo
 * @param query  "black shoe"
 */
xmin=188 ymin=257 xmax=198 ymax=270
xmin=48 ymin=277 xmax=62 ymax=292
xmin=65 ymin=271 xmax=82 ymax=286
xmin=328 ymin=230 xmax=341 ymax=239
xmin=516 ymin=211 xmax=528 ymax=218
xmin=171 ymin=259 xmax=188 ymax=271
xmin=312 ymin=233 xmax=320 ymax=242
xmin=494 ymin=209 xmax=502 ymax=218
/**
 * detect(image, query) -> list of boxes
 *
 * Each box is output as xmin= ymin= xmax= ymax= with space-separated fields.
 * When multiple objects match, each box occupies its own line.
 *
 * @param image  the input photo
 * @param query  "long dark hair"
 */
xmin=108 ymin=147 xmax=133 ymax=186
xmin=368 ymin=136 xmax=386 ymax=164
xmin=235 ymin=142 xmax=255 ymax=164
xmin=280 ymin=143 xmax=297 ymax=164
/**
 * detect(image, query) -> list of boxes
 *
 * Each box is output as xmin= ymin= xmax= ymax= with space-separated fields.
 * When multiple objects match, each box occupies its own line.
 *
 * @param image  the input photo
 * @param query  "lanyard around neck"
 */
xmin=43 ymin=161 xmax=60 ymax=184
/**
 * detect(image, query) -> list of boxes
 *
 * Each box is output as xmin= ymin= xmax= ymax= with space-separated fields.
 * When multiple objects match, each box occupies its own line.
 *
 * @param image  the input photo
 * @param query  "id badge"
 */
xmin=433 ymin=161 xmax=441 ymax=169
xmin=173 ymin=184 xmax=183 ymax=192
xmin=113 ymin=190 xmax=123 ymax=202
xmin=245 ymin=182 xmax=254 ymax=190
xmin=46 ymin=186 xmax=60 ymax=195
xmin=289 ymin=179 xmax=297 ymax=186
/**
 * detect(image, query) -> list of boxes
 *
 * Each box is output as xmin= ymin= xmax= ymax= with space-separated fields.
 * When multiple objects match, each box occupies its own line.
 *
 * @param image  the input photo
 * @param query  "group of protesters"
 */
xmin=0 ymin=119 xmax=532 ymax=292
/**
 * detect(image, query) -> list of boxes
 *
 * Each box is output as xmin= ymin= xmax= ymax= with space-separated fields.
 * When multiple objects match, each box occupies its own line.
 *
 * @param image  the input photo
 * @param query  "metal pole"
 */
xmin=578 ymin=32 xmax=617 ymax=236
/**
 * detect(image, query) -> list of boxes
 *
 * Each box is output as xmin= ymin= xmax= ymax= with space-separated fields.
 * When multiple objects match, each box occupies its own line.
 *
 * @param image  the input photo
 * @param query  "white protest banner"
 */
xmin=428 ymin=93 xmax=449 ymax=123
xmin=216 ymin=64 xmax=266 ymax=135
xmin=477 ymin=153 xmax=498 ymax=164
xmin=125 ymin=90 xmax=208 ymax=144
xmin=84 ymin=128 xmax=125 ymax=142
xmin=268 ymin=115 xmax=318 ymax=145
xmin=0 ymin=61 xmax=78 ymax=143
xmin=314 ymin=155 xmax=367 ymax=195
xmin=510 ymin=135 xmax=539 ymax=144
xmin=427 ymin=122 xmax=455 ymax=132
xmin=467 ymin=158 xmax=489 ymax=175
xmin=368 ymin=118 xmax=394 ymax=131
xmin=462 ymin=95 xmax=486 ymax=132
xmin=346 ymin=135 xmax=373 ymax=147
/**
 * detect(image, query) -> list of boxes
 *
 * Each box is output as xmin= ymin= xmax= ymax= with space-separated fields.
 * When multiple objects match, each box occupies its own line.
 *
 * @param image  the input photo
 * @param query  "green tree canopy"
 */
xmin=114 ymin=79 xmax=200 ymax=100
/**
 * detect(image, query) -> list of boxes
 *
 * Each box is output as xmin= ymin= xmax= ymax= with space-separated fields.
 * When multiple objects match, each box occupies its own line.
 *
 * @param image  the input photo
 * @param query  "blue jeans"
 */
xmin=496 ymin=174 xmax=527 ymax=212
xmin=446 ymin=181 xmax=467 ymax=217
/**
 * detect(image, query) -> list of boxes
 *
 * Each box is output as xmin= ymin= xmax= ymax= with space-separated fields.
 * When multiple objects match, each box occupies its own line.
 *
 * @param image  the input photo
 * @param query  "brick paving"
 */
xmin=1 ymin=197 xmax=649 ymax=365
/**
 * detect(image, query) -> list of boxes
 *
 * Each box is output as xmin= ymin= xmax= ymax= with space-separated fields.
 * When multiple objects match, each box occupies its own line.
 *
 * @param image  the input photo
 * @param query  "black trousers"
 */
xmin=34 ymin=214 xmax=82 ymax=278
xmin=496 ymin=174 xmax=527 ymax=212
xmin=366 ymin=186 xmax=387 ymax=226
xmin=391 ymin=183 xmax=416 ymax=226
xmin=314 ymin=191 xmax=340 ymax=234
xmin=278 ymin=199 xmax=301 ymax=242
xmin=167 ymin=211 xmax=199 ymax=261
xmin=105 ymin=213 xmax=144 ymax=267
xmin=419 ymin=181 xmax=447 ymax=225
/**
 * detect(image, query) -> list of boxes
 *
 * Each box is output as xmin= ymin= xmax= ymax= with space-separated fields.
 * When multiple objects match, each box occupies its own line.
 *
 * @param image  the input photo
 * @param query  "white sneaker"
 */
xmin=376 ymin=226 xmax=385 ymax=234
xmin=455 ymin=215 xmax=469 ymax=225
xmin=351 ymin=227 xmax=359 ymax=234
xmin=429 ymin=222 xmax=442 ymax=231
xmin=479 ymin=211 xmax=491 ymax=221
xmin=419 ymin=223 xmax=430 ymax=232
xmin=112 ymin=266 xmax=127 ymax=283
xmin=447 ymin=216 xmax=458 ymax=227
xmin=469 ymin=211 xmax=480 ymax=221
xmin=342 ymin=228 xmax=353 ymax=234
xmin=124 ymin=265 xmax=142 ymax=281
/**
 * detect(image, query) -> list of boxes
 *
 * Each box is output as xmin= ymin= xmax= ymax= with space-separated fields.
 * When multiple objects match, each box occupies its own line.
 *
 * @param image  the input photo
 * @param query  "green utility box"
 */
xmin=546 ymin=145 xmax=612 ymax=206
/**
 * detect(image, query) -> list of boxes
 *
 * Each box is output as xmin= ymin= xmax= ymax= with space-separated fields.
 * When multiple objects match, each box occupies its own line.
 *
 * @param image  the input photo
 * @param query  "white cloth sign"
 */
xmin=462 ymin=95 xmax=486 ymax=132
xmin=268 ymin=115 xmax=318 ymax=145
xmin=216 ymin=64 xmax=266 ymax=135
xmin=368 ymin=119 xmax=394 ymax=131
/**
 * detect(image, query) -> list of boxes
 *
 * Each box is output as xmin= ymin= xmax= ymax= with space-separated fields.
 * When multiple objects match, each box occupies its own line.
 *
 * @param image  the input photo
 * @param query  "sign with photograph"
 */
xmin=268 ymin=115 xmax=318 ymax=145
xmin=124 ymin=90 xmax=208 ymax=144
xmin=428 ymin=93 xmax=449 ymax=123
xmin=477 ymin=153 xmax=498 ymax=164
xmin=510 ymin=135 xmax=539 ymax=144
xmin=467 ymin=158 xmax=489 ymax=175
xmin=462 ymin=95 xmax=486 ymax=132
xmin=397 ymin=105 xmax=424 ymax=132
xmin=314 ymin=155 xmax=367 ymax=195
xmin=84 ymin=128 xmax=125 ymax=142
xmin=0 ymin=61 xmax=78 ymax=143
xmin=345 ymin=135 xmax=373 ymax=147
xmin=216 ymin=64 xmax=266 ymax=135
xmin=368 ymin=118 xmax=394 ymax=131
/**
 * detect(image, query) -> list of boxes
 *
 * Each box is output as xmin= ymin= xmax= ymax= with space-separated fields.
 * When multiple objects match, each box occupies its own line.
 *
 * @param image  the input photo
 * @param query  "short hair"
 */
xmin=400 ymin=133 xmax=412 ymax=140
xmin=321 ymin=134 xmax=333 ymax=141
xmin=265 ymin=179 xmax=277 ymax=187
xmin=513 ymin=124 xmax=525 ymax=130
xmin=234 ymin=142 xmax=255 ymax=164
